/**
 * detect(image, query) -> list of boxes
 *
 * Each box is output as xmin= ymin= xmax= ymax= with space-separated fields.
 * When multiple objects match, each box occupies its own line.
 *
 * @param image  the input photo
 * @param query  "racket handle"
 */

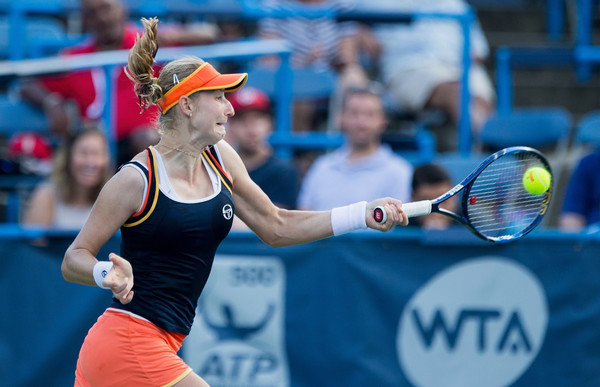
xmin=402 ymin=201 xmax=432 ymax=218
xmin=373 ymin=201 xmax=432 ymax=224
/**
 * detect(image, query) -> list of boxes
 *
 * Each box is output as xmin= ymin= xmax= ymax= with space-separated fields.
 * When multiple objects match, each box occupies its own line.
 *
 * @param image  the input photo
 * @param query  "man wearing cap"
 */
xmin=227 ymin=87 xmax=300 ymax=211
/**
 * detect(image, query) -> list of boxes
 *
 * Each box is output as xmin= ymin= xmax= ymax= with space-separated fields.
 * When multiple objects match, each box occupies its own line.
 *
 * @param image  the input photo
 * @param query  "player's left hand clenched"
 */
xmin=104 ymin=253 xmax=134 ymax=305
xmin=366 ymin=198 xmax=408 ymax=231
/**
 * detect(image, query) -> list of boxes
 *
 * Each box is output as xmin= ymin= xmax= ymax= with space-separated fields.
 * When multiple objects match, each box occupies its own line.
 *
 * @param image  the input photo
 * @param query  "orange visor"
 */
xmin=159 ymin=63 xmax=248 ymax=114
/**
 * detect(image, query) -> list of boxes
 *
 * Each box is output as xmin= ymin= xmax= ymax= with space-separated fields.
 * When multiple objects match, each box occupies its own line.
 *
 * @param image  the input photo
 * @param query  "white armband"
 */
xmin=93 ymin=261 xmax=113 ymax=289
xmin=331 ymin=201 xmax=368 ymax=236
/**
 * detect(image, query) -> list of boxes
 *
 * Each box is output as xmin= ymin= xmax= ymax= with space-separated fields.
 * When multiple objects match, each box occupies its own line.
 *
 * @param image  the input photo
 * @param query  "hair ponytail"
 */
xmin=125 ymin=17 xmax=162 ymax=112
xmin=124 ymin=17 xmax=206 ymax=132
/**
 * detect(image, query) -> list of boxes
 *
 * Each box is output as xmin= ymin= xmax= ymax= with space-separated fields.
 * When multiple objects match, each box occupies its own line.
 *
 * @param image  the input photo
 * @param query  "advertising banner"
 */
xmin=185 ymin=256 xmax=289 ymax=387
xmin=2 ymin=230 xmax=600 ymax=386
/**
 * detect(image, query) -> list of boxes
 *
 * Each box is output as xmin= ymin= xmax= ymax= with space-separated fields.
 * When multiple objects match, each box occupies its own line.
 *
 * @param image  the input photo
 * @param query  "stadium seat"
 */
xmin=0 ymin=15 xmax=67 ymax=60
xmin=432 ymin=152 xmax=489 ymax=185
xmin=574 ymin=111 xmax=600 ymax=147
xmin=0 ymin=95 xmax=49 ymax=136
xmin=568 ymin=110 xmax=600 ymax=167
xmin=479 ymin=107 xmax=572 ymax=151
xmin=245 ymin=66 xmax=337 ymax=101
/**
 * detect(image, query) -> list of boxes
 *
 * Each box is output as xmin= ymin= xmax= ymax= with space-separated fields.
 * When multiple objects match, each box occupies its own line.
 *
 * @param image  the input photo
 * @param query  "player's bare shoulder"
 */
xmin=114 ymin=151 xmax=147 ymax=185
xmin=213 ymin=139 xmax=236 ymax=159
xmin=130 ymin=149 xmax=150 ymax=166
xmin=214 ymin=140 xmax=246 ymax=182
xmin=98 ymin=151 xmax=148 ymax=213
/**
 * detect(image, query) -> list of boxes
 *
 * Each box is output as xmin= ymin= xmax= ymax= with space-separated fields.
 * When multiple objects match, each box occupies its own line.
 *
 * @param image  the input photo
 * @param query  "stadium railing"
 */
xmin=0 ymin=39 xmax=295 ymax=223
xmin=2 ymin=2 xmax=478 ymax=157
xmin=575 ymin=0 xmax=595 ymax=80
xmin=546 ymin=0 xmax=566 ymax=42
xmin=241 ymin=4 xmax=477 ymax=156
xmin=571 ymin=0 xmax=600 ymax=82
xmin=495 ymin=46 xmax=574 ymax=115
xmin=0 ymin=39 xmax=296 ymax=159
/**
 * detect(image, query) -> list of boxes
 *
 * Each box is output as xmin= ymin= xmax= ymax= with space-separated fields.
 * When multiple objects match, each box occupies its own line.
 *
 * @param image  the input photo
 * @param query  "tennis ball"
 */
xmin=523 ymin=167 xmax=551 ymax=195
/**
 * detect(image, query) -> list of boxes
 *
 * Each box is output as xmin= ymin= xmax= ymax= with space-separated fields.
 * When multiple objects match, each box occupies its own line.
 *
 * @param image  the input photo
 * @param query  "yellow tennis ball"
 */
xmin=523 ymin=167 xmax=551 ymax=195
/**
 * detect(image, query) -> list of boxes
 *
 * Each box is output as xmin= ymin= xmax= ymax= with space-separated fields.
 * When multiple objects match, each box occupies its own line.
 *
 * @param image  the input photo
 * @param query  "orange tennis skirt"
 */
xmin=74 ymin=308 xmax=192 ymax=387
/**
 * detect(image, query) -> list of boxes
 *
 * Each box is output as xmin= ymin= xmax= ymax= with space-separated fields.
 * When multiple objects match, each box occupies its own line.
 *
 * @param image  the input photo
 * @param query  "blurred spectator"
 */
xmin=298 ymin=84 xmax=412 ymax=210
xmin=226 ymin=86 xmax=300 ymax=211
xmin=20 ymin=0 xmax=219 ymax=166
xmin=356 ymin=0 xmax=495 ymax=148
xmin=22 ymin=128 xmax=112 ymax=229
xmin=559 ymin=150 xmax=600 ymax=232
xmin=410 ymin=163 xmax=457 ymax=230
xmin=258 ymin=0 xmax=368 ymax=132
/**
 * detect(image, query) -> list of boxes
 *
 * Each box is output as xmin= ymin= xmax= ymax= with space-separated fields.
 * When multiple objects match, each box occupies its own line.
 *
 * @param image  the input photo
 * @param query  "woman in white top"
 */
xmin=23 ymin=127 xmax=112 ymax=229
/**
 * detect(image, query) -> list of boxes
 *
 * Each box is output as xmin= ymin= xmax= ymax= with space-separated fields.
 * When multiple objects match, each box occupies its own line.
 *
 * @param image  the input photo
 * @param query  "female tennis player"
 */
xmin=62 ymin=17 xmax=408 ymax=387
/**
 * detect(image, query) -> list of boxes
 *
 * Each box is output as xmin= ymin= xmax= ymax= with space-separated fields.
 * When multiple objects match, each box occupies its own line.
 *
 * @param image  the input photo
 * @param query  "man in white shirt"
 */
xmin=358 ymin=0 xmax=495 ymax=136
xmin=298 ymin=84 xmax=413 ymax=211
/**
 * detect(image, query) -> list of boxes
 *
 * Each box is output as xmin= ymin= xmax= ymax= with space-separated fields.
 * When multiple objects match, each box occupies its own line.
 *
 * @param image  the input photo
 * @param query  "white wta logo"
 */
xmin=397 ymin=257 xmax=548 ymax=387
xmin=222 ymin=204 xmax=233 ymax=220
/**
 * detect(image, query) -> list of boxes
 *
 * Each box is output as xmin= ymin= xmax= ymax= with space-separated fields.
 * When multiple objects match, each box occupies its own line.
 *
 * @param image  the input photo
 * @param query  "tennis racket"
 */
xmin=374 ymin=146 xmax=552 ymax=243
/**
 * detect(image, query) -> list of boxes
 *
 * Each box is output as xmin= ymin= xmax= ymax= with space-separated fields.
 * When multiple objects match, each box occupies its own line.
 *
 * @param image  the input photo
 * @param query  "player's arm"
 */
xmin=61 ymin=161 xmax=145 ymax=302
xmin=217 ymin=141 xmax=407 ymax=247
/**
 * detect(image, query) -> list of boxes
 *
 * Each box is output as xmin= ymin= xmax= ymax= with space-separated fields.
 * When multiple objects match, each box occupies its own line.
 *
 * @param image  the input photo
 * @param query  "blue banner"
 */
xmin=0 ymin=235 xmax=120 ymax=387
xmin=1 ymin=229 xmax=600 ymax=387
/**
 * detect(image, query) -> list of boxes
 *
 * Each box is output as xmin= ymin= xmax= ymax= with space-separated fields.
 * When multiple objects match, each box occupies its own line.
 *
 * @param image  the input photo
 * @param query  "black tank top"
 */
xmin=111 ymin=145 xmax=234 ymax=335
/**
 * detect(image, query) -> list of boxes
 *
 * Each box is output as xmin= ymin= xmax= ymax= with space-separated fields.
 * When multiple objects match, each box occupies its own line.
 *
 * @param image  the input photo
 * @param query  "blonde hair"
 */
xmin=125 ymin=17 xmax=206 ymax=132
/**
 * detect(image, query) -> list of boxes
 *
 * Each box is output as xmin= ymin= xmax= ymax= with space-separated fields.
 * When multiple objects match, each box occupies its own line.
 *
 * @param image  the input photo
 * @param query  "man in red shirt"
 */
xmin=21 ymin=0 xmax=219 ymax=165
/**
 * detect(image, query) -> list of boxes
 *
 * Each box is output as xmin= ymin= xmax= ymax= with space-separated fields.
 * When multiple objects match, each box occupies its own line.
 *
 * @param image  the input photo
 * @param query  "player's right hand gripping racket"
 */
xmin=374 ymin=146 xmax=552 ymax=243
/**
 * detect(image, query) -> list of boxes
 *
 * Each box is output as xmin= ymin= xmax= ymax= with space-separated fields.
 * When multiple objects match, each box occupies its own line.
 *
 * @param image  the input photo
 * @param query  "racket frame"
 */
xmin=378 ymin=146 xmax=552 ymax=243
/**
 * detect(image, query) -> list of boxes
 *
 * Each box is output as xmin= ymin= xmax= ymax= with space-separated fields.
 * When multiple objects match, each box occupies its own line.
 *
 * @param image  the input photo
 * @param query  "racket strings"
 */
xmin=465 ymin=154 xmax=549 ymax=238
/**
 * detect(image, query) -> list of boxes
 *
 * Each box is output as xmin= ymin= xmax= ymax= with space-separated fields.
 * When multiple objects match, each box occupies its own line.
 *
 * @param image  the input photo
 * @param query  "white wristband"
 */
xmin=331 ymin=201 xmax=368 ymax=236
xmin=93 ymin=261 xmax=113 ymax=289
